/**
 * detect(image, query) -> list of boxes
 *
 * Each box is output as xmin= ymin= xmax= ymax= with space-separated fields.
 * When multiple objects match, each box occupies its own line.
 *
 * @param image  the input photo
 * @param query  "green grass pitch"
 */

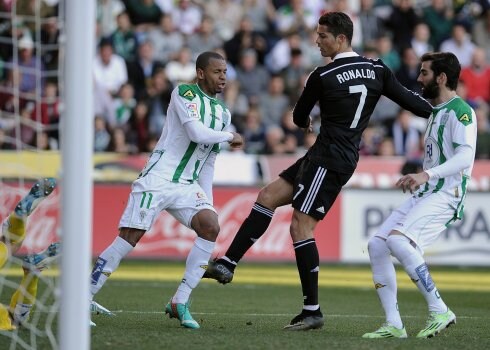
xmin=1 ymin=261 xmax=489 ymax=350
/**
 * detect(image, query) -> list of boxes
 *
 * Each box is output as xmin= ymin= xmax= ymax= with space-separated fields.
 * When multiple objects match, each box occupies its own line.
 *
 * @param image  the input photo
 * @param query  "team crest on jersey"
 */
xmin=182 ymin=89 xmax=195 ymax=100
xmin=185 ymin=102 xmax=199 ymax=120
xmin=458 ymin=113 xmax=472 ymax=126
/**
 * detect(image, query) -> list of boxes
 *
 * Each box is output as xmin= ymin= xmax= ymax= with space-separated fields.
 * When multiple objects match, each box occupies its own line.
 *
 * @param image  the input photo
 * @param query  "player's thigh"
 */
xmin=393 ymin=193 xmax=456 ymax=251
xmin=291 ymin=160 xmax=352 ymax=221
xmin=118 ymin=174 xmax=174 ymax=231
xmin=374 ymin=197 xmax=414 ymax=240
xmin=167 ymin=183 xmax=216 ymax=229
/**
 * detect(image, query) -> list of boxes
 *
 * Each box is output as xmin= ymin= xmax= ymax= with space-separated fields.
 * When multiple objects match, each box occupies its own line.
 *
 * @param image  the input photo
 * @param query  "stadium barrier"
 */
xmin=1 ymin=181 xmax=488 ymax=266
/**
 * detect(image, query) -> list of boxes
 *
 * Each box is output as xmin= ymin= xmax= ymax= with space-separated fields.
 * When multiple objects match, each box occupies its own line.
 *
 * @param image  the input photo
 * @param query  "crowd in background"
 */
xmin=0 ymin=0 xmax=489 ymax=162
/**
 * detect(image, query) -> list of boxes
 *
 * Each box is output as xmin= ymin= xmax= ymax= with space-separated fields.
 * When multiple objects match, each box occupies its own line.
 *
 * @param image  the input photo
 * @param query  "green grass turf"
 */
xmin=1 ymin=261 xmax=490 ymax=350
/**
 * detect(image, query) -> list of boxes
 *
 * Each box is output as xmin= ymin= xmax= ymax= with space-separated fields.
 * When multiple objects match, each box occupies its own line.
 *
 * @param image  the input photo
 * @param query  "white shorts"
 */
xmin=119 ymin=173 xmax=216 ymax=231
xmin=375 ymin=191 xmax=459 ymax=254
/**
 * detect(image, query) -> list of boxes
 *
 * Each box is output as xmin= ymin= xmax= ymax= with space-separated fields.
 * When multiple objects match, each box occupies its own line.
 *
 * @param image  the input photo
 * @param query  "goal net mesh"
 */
xmin=0 ymin=1 xmax=64 ymax=348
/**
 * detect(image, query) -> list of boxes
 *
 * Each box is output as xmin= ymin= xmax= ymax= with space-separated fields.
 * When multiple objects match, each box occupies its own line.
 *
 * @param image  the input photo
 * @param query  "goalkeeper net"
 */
xmin=0 ymin=1 xmax=64 ymax=348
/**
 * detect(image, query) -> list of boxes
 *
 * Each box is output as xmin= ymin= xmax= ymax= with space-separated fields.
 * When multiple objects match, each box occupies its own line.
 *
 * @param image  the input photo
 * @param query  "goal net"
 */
xmin=0 ymin=1 xmax=65 ymax=348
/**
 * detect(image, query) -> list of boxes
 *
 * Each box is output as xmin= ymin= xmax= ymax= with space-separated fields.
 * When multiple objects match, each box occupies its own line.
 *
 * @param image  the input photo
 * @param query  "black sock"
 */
xmin=293 ymin=238 xmax=319 ymax=307
xmin=222 ymin=203 xmax=274 ymax=268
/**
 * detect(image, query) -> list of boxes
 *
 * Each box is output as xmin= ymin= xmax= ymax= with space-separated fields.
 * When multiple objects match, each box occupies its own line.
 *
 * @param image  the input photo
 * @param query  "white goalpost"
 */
xmin=60 ymin=0 xmax=95 ymax=349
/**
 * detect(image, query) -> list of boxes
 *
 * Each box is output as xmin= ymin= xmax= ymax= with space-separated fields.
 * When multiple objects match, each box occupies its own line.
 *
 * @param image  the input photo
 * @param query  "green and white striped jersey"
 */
xmin=417 ymin=96 xmax=477 ymax=207
xmin=145 ymin=84 xmax=231 ymax=184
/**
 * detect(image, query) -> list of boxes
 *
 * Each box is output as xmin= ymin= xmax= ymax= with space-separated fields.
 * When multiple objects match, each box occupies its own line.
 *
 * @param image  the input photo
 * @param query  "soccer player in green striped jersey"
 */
xmin=363 ymin=52 xmax=477 ymax=339
xmin=89 ymin=51 xmax=243 ymax=329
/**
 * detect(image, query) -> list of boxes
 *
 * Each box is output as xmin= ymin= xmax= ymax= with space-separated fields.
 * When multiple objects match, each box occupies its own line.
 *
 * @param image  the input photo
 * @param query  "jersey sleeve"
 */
xmin=380 ymin=60 xmax=432 ymax=119
xmin=172 ymin=86 xmax=201 ymax=126
xmin=450 ymin=107 xmax=477 ymax=151
xmin=293 ymin=69 xmax=322 ymax=128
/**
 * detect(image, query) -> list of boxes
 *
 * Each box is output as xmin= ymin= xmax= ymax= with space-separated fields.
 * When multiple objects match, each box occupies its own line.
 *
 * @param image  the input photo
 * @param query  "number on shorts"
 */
xmin=140 ymin=192 xmax=153 ymax=209
xmin=349 ymin=84 xmax=367 ymax=128
xmin=293 ymin=184 xmax=305 ymax=201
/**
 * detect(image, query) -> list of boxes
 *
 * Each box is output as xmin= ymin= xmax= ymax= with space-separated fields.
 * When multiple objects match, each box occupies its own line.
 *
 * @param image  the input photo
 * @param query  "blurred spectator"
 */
xmin=9 ymin=35 xmax=44 ymax=94
xmin=204 ymin=0 xmax=244 ymax=41
xmin=264 ymin=125 xmax=291 ymax=154
xmin=386 ymin=109 xmax=423 ymax=158
xmin=410 ymin=22 xmax=433 ymax=58
xmin=94 ymin=115 xmax=111 ymax=152
xmin=0 ymin=127 xmax=13 ymax=149
xmin=170 ymin=0 xmax=202 ymax=36
xmin=242 ymin=0 xmax=277 ymax=35
xmin=108 ymin=126 xmax=138 ymax=154
xmin=241 ymin=107 xmax=267 ymax=154
xmin=93 ymin=38 xmax=128 ymax=96
xmin=280 ymin=109 xmax=304 ymax=149
xmin=384 ymin=0 xmax=421 ymax=52
xmin=375 ymin=33 xmax=400 ymax=72
xmin=187 ymin=15 xmax=223 ymax=61
xmin=164 ymin=46 xmax=195 ymax=85
xmin=475 ymin=100 xmax=490 ymax=159
xmin=460 ymin=47 xmax=490 ymax=103
xmin=422 ymin=0 xmax=454 ymax=50
xmin=281 ymin=47 xmax=308 ymax=102
xmin=37 ymin=81 xmax=60 ymax=143
xmin=472 ymin=8 xmax=490 ymax=62
xmin=275 ymin=0 xmax=317 ymax=37
xmin=376 ymin=137 xmax=396 ymax=156
xmin=40 ymin=16 xmax=60 ymax=77
xmin=358 ymin=0 xmax=385 ymax=49
xmin=0 ymin=18 xmax=28 ymax=62
xmin=128 ymin=100 xmax=150 ymax=152
xmin=235 ymin=48 xmax=270 ymax=106
xmin=440 ymin=22 xmax=476 ymax=68
xmin=94 ymin=79 xmax=116 ymax=123
xmin=265 ymin=32 xmax=302 ymax=73
xmin=147 ymin=13 xmax=185 ymax=64
xmin=31 ymin=130 xmax=56 ymax=150
xmin=223 ymin=16 xmax=269 ymax=67
xmin=126 ymin=39 xmax=164 ymax=99
xmin=97 ymin=0 xmax=125 ymax=38
xmin=110 ymin=12 xmax=138 ymax=62
xmin=396 ymin=46 xmax=422 ymax=94
xmin=258 ymin=74 xmax=289 ymax=127
xmin=111 ymin=82 xmax=136 ymax=129
xmin=145 ymin=69 xmax=173 ymax=136
xmin=359 ymin=126 xmax=384 ymax=156
xmin=121 ymin=0 xmax=162 ymax=29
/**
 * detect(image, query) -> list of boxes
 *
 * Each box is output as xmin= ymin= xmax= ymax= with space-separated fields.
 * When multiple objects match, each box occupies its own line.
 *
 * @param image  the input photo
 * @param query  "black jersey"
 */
xmin=293 ymin=53 xmax=432 ymax=174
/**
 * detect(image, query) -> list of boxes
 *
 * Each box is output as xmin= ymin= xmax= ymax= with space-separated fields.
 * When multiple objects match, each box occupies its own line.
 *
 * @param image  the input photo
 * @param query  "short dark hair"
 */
xmin=196 ymin=51 xmax=225 ymax=70
xmin=420 ymin=52 xmax=461 ymax=90
xmin=318 ymin=12 xmax=353 ymax=45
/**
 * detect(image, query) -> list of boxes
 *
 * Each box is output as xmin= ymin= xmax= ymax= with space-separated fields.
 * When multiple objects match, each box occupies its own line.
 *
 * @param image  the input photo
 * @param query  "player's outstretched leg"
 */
xmin=165 ymin=299 xmax=200 ymax=329
xmin=416 ymin=309 xmax=456 ymax=338
xmin=202 ymin=258 xmax=234 ymax=284
xmin=2 ymin=178 xmax=57 ymax=248
xmin=15 ymin=178 xmax=57 ymax=218
xmin=283 ymin=308 xmax=324 ymax=331
xmin=9 ymin=242 xmax=61 ymax=326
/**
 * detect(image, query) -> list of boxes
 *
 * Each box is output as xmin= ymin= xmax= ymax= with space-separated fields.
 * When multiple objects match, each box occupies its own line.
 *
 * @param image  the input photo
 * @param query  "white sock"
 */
xmin=173 ymin=237 xmax=215 ymax=304
xmin=13 ymin=303 xmax=32 ymax=324
xmin=90 ymin=236 xmax=133 ymax=298
xmin=367 ymin=236 xmax=403 ymax=329
xmin=386 ymin=234 xmax=447 ymax=313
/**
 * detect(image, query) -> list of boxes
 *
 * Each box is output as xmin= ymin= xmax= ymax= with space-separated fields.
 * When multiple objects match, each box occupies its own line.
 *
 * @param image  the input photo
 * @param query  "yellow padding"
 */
xmin=0 ymin=304 xmax=15 ymax=331
xmin=2 ymin=215 xmax=26 ymax=245
xmin=0 ymin=241 xmax=9 ymax=269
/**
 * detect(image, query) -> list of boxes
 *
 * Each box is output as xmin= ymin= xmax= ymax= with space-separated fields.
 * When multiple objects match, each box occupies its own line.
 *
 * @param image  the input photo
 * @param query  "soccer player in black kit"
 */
xmin=204 ymin=12 xmax=433 ymax=330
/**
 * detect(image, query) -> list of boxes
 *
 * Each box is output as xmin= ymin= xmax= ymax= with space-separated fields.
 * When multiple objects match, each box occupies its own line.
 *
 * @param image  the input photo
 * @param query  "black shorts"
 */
xmin=279 ymin=155 xmax=353 ymax=220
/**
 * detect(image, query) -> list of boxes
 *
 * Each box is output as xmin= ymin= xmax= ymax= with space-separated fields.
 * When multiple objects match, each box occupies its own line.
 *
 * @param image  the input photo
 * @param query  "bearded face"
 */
xmin=421 ymin=76 xmax=440 ymax=99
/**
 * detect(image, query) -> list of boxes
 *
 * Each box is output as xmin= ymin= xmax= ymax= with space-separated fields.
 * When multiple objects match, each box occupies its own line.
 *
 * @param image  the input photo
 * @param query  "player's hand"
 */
xmin=396 ymin=172 xmax=430 ymax=194
xmin=229 ymin=132 xmax=244 ymax=149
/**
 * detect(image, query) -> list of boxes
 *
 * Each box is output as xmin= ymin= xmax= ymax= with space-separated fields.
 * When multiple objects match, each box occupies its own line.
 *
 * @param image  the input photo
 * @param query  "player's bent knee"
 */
xmin=192 ymin=210 xmax=220 ymax=241
xmin=367 ymin=236 xmax=389 ymax=257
